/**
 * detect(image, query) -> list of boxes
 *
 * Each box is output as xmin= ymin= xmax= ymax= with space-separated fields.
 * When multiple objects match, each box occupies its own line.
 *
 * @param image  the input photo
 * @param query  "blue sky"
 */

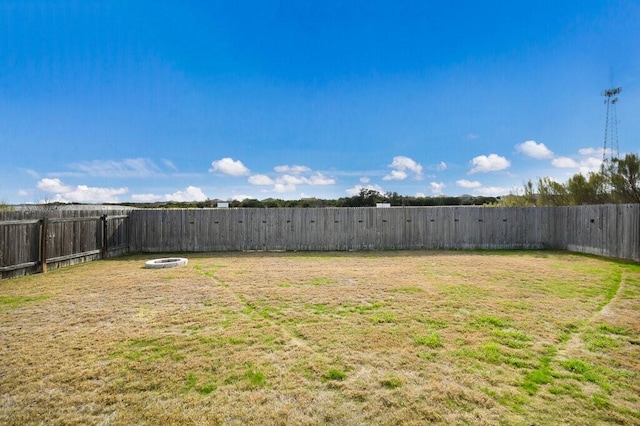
xmin=1 ymin=1 xmax=639 ymax=204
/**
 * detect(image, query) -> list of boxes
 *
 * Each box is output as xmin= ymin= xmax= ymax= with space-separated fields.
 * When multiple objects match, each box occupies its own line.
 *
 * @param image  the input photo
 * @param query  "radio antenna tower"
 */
xmin=602 ymin=86 xmax=621 ymax=168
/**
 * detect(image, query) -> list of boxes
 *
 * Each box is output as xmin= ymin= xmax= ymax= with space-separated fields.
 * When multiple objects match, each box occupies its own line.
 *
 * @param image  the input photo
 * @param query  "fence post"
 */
xmin=39 ymin=217 xmax=48 ymax=273
xmin=101 ymin=215 xmax=108 ymax=259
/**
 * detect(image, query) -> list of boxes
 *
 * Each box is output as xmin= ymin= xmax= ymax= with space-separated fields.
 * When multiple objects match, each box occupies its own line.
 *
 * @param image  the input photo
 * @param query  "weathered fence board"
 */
xmin=0 ymin=208 xmax=132 ymax=279
xmin=127 ymin=205 xmax=638 ymax=261
xmin=2 ymin=205 xmax=638 ymax=279
xmin=0 ymin=219 xmax=41 ymax=277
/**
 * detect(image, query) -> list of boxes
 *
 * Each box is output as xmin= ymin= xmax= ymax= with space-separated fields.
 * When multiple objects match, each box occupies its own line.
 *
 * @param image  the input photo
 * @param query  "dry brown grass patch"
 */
xmin=1 ymin=251 xmax=639 ymax=425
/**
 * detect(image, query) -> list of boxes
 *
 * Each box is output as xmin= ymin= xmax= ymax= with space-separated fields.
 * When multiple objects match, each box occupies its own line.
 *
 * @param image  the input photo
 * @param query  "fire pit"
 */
xmin=145 ymin=258 xmax=188 ymax=269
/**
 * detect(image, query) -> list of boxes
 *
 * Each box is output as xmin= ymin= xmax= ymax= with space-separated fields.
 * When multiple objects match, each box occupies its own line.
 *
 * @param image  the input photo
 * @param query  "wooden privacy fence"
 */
xmin=129 ymin=205 xmax=639 ymax=261
xmin=0 ymin=213 xmax=130 ymax=279
xmin=129 ymin=206 xmax=548 ymax=252
xmin=548 ymin=204 xmax=640 ymax=261
xmin=1 ymin=204 xmax=639 ymax=279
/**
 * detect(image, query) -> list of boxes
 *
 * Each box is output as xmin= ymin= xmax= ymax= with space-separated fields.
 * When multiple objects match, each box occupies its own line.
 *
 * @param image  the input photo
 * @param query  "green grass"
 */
xmin=522 ymin=356 xmax=554 ymax=395
xmin=561 ymin=359 xmax=591 ymax=375
xmin=192 ymin=263 xmax=225 ymax=278
xmin=198 ymin=383 xmax=217 ymax=395
xmin=391 ymin=286 xmax=424 ymax=294
xmin=244 ymin=368 xmax=266 ymax=388
xmin=323 ymin=368 xmax=347 ymax=381
xmin=471 ymin=315 xmax=512 ymax=329
xmin=582 ymin=328 xmax=621 ymax=351
xmin=415 ymin=317 xmax=448 ymax=329
xmin=593 ymin=393 xmax=610 ymax=409
xmin=560 ymin=359 xmax=611 ymax=391
xmin=0 ymin=295 xmax=49 ymax=310
xmin=416 ymin=351 xmax=437 ymax=361
xmin=380 ymin=375 xmax=403 ymax=389
xmin=183 ymin=372 xmax=198 ymax=392
xmin=116 ymin=337 xmax=185 ymax=362
xmin=492 ymin=329 xmax=531 ymax=349
xmin=310 ymin=277 xmax=338 ymax=286
xmin=597 ymin=323 xmax=629 ymax=335
xmin=414 ymin=332 xmax=443 ymax=348
xmin=371 ymin=312 xmax=397 ymax=323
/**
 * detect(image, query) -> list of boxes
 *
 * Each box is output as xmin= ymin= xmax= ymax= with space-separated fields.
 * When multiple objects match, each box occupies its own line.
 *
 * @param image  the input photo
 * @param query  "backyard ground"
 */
xmin=0 ymin=251 xmax=639 ymax=425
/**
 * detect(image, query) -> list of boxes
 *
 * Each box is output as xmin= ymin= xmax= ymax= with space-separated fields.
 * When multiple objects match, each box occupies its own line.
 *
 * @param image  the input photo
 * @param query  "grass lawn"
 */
xmin=1 ymin=251 xmax=639 ymax=425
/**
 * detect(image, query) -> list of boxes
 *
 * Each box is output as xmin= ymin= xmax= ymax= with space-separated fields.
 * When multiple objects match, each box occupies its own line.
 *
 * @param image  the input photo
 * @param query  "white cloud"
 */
xmin=475 ymin=186 xmax=509 ymax=197
xmin=551 ymin=148 xmax=603 ymax=175
xmin=552 ymin=157 xmax=579 ymax=168
xmin=578 ymin=147 xmax=604 ymax=156
xmin=280 ymin=174 xmax=305 ymax=185
xmin=578 ymin=157 xmax=603 ymax=174
xmin=578 ymin=151 xmax=604 ymax=174
xmin=21 ymin=168 xmax=40 ymax=179
xmin=360 ymin=177 xmax=370 ymax=183
xmin=248 ymin=174 xmax=274 ymax=185
xmin=274 ymin=165 xmax=311 ymax=174
xmin=383 ymin=156 xmax=423 ymax=180
xmin=248 ymin=169 xmax=335 ymax=192
xmin=162 ymin=159 xmax=178 ymax=171
xmin=383 ymin=170 xmax=408 ymax=181
xmin=469 ymin=154 xmax=511 ymax=174
xmin=456 ymin=179 xmax=481 ymax=188
xmin=516 ymin=140 xmax=554 ymax=160
xmin=391 ymin=156 xmax=423 ymax=173
xmin=130 ymin=193 xmax=158 ymax=202
xmin=467 ymin=133 xmax=480 ymax=140
xmin=305 ymin=173 xmax=335 ymax=185
xmin=132 ymin=187 xmax=210 ymax=203
xmin=273 ymin=183 xmax=296 ymax=193
xmin=430 ymin=182 xmax=445 ymax=195
xmin=17 ymin=189 xmax=29 ymax=196
xmin=165 ymin=186 xmax=207 ymax=202
xmin=425 ymin=161 xmax=447 ymax=173
xmin=70 ymin=158 xmax=161 ymax=178
xmin=37 ymin=178 xmax=72 ymax=193
xmin=231 ymin=194 xmax=252 ymax=201
xmin=209 ymin=157 xmax=250 ymax=176
xmin=346 ymin=184 xmax=385 ymax=196
xmin=36 ymin=178 xmax=128 ymax=203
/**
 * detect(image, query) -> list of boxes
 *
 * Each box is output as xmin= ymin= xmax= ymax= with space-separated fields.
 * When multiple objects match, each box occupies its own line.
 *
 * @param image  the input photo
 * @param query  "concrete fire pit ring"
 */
xmin=145 ymin=257 xmax=188 ymax=269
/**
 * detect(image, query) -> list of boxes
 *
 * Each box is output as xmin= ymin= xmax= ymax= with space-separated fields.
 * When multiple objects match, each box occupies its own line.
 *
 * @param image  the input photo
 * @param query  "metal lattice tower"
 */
xmin=602 ymin=86 xmax=621 ymax=167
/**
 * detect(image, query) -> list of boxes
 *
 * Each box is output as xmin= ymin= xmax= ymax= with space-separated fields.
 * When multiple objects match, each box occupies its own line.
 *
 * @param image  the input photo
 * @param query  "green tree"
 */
xmin=566 ymin=172 xmax=608 ymax=205
xmin=611 ymin=154 xmax=640 ymax=203
xmin=342 ymin=188 xmax=385 ymax=207
xmin=240 ymin=198 xmax=263 ymax=208
xmin=537 ymin=177 xmax=570 ymax=206
xmin=0 ymin=200 xmax=13 ymax=211
xmin=496 ymin=180 xmax=537 ymax=206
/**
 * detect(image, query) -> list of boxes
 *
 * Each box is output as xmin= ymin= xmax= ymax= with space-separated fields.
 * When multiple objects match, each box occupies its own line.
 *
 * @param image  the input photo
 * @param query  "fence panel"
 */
xmin=3 ymin=205 xmax=638 ymax=280
xmin=562 ymin=204 xmax=639 ymax=260
xmin=0 ymin=219 xmax=41 ymax=279
xmin=126 ymin=205 xmax=638 ymax=261
xmin=0 ymin=208 xmax=132 ymax=279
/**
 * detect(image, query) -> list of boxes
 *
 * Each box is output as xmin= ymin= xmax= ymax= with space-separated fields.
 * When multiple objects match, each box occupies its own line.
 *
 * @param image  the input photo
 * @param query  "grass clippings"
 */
xmin=0 ymin=250 xmax=639 ymax=425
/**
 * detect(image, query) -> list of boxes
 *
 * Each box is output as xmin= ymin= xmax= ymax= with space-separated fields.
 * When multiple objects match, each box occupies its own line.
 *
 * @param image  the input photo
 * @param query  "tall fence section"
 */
xmin=129 ymin=206 xmax=549 ymax=252
xmin=1 ymin=205 xmax=638 ymax=279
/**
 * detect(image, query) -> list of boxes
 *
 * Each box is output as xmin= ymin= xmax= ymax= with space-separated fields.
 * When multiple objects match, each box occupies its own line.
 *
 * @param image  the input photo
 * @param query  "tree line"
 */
xmin=117 ymin=191 xmax=499 ymax=209
xmin=499 ymin=153 xmax=640 ymax=206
